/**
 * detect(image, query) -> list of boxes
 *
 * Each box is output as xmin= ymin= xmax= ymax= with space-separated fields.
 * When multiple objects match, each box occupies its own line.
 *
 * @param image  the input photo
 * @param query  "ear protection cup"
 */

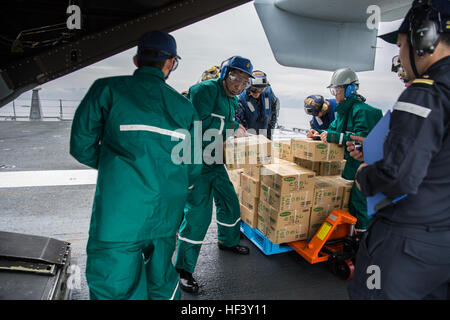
xmin=410 ymin=18 xmax=441 ymax=56
xmin=345 ymin=84 xmax=356 ymax=98
xmin=321 ymin=103 xmax=329 ymax=112
xmin=409 ymin=0 xmax=442 ymax=56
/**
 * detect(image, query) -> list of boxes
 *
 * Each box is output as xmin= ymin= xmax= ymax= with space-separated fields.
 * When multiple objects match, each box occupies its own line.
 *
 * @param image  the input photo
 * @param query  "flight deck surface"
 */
xmin=0 ymin=121 xmax=349 ymax=300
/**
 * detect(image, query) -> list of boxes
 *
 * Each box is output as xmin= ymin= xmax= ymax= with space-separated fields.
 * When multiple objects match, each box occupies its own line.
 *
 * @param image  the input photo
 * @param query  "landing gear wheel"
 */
xmin=330 ymin=258 xmax=355 ymax=280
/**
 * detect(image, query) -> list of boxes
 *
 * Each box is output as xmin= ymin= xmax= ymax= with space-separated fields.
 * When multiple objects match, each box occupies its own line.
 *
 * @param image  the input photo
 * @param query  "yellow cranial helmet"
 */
xmin=201 ymin=65 xmax=220 ymax=81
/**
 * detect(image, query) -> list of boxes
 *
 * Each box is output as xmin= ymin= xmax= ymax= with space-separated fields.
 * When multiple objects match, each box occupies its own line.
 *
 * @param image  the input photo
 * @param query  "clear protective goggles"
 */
xmin=227 ymin=71 xmax=251 ymax=89
xmin=329 ymin=85 xmax=344 ymax=96
xmin=158 ymin=49 xmax=179 ymax=71
xmin=249 ymin=86 xmax=267 ymax=94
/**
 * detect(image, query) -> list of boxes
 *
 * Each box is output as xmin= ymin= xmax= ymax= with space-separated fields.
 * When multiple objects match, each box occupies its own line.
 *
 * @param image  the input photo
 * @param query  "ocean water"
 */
xmin=1 ymin=100 xmax=311 ymax=130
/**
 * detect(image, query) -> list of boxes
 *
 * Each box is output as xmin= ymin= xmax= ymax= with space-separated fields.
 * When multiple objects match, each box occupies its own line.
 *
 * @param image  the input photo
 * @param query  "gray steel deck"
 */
xmin=0 ymin=120 xmax=349 ymax=300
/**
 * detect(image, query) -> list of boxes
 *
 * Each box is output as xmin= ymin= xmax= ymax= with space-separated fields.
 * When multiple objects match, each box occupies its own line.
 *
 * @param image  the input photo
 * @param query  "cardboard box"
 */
xmin=240 ymin=189 xmax=259 ymax=213
xmin=267 ymin=222 xmax=309 ymax=244
xmin=320 ymin=160 xmax=346 ymax=176
xmin=294 ymin=158 xmax=321 ymax=176
xmin=273 ymin=139 xmax=293 ymax=161
xmin=258 ymin=200 xmax=311 ymax=228
xmin=320 ymin=175 xmax=354 ymax=210
xmin=261 ymin=163 xmax=315 ymax=194
xmin=312 ymin=177 xmax=344 ymax=209
xmin=225 ymin=135 xmax=272 ymax=167
xmin=227 ymin=168 xmax=243 ymax=193
xmin=257 ymin=206 xmax=310 ymax=244
xmin=291 ymin=138 xmax=345 ymax=162
xmin=240 ymin=204 xmax=258 ymax=228
xmin=243 ymin=164 xmax=263 ymax=181
xmin=240 ymin=173 xmax=261 ymax=198
xmin=260 ymin=183 xmax=312 ymax=211
xmin=225 ymin=162 xmax=250 ymax=170
xmin=308 ymin=204 xmax=339 ymax=238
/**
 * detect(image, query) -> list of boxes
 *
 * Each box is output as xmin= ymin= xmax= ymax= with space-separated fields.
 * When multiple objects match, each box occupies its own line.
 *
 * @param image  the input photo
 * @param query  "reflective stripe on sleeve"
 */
xmin=339 ymin=133 xmax=344 ymax=145
xmin=120 ymin=125 xmax=186 ymax=139
xmin=211 ymin=113 xmax=225 ymax=135
xmin=393 ymin=101 xmax=431 ymax=118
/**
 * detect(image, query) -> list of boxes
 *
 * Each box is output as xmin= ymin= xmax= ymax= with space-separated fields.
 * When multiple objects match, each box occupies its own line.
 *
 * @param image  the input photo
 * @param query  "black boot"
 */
xmin=177 ymin=268 xmax=199 ymax=294
xmin=218 ymin=243 xmax=250 ymax=255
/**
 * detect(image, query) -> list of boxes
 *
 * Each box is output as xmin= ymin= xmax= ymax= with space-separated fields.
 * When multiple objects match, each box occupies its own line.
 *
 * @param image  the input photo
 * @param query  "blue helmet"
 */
xmin=137 ymin=30 xmax=181 ymax=61
xmin=220 ymin=56 xmax=254 ymax=79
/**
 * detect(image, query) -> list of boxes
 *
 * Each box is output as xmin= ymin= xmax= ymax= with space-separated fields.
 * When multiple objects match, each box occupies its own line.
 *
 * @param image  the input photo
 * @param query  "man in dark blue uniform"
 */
xmin=236 ymin=70 xmax=280 ymax=140
xmin=348 ymin=0 xmax=450 ymax=300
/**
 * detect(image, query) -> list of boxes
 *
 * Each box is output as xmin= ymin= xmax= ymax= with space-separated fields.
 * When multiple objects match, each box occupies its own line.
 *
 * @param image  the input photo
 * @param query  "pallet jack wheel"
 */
xmin=330 ymin=258 xmax=355 ymax=280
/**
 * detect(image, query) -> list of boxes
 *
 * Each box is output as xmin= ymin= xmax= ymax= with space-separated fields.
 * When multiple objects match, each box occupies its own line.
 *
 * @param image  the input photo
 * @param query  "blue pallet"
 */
xmin=240 ymin=221 xmax=293 ymax=255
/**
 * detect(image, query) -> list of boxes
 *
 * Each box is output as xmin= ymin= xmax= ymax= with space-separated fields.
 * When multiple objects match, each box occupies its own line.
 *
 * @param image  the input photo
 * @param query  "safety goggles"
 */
xmin=249 ymin=86 xmax=266 ymax=94
xmin=156 ymin=49 xmax=179 ymax=71
xmin=304 ymin=105 xmax=319 ymax=116
xmin=227 ymin=72 xmax=251 ymax=89
xmin=329 ymin=86 xmax=344 ymax=96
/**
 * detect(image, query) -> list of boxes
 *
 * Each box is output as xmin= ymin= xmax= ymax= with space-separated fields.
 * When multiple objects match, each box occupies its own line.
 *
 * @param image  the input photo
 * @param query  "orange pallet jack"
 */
xmin=289 ymin=210 xmax=359 ymax=280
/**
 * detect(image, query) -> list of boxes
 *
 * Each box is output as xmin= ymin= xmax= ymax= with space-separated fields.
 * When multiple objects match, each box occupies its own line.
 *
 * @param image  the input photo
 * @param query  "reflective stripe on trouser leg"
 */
xmin=213 ymin=165 xmax=241 ymax=247
xmin=175 ymin=172 xmax=214 ymax=274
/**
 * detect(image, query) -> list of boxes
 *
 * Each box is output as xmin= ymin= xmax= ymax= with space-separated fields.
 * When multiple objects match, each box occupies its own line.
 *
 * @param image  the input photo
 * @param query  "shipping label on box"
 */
xmin=312 ymin=178 xmax=344 ymax=208
xmin=241 ymin=173 xmax=261 ymax=198
xmin=261 ymin=163 xmax=315 ymax=194
xmin=292 ymin=138 xmax=345 ymax=162
xmin=240 ymin=204 xmax=258 ymax=228
xmin=224 ymin=135 xmax=273 ymax=166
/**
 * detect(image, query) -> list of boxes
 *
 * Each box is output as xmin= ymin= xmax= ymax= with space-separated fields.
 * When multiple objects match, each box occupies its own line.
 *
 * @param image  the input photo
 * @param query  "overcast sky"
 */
xmin=11 ymin=2 xmax=406 ymax=116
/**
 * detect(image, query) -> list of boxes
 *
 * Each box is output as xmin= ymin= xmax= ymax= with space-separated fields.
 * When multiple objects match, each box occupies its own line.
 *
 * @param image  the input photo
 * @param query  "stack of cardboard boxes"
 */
xmin=258 ymin=163 xmax=315 ymax=244
xmin=224 ymin=135 xmax=272 ymax=228
xmin=226 ymin=136 xmax=354 ymax=246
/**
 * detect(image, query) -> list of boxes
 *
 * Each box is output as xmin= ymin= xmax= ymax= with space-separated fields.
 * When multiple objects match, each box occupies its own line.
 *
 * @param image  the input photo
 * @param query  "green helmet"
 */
xmin=327 ymin=67 xmax=359 ymax=89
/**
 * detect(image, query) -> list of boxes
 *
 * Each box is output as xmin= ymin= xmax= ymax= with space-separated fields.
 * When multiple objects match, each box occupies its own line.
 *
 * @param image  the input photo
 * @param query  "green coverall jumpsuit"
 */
xmin=320 ymin=95 xmax=382 ymax=230
xmin=70 ymin=66 xmax=200 ymax=300
xmin=175 ymin=78 xmax=242 ymax=274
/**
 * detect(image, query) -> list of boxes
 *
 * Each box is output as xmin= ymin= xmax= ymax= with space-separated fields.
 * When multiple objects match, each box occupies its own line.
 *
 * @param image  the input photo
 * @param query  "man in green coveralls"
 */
xmin=70 ymin=31 xmax=200 ymax=300
xmin=307 ymin=67 xmax=383 ymax=232
xmin=175 ymin=56 xmax=253 ymax=294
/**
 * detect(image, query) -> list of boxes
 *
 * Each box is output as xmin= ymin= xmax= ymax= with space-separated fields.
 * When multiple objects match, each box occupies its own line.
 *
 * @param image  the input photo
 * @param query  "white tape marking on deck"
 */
xmin=0 ymin=170 xmax=97 ymax=188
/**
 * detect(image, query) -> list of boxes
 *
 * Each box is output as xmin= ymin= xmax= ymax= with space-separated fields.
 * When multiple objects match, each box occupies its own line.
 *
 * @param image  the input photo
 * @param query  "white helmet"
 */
xmin=327 ymin=67 xmax=359 ymax=89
